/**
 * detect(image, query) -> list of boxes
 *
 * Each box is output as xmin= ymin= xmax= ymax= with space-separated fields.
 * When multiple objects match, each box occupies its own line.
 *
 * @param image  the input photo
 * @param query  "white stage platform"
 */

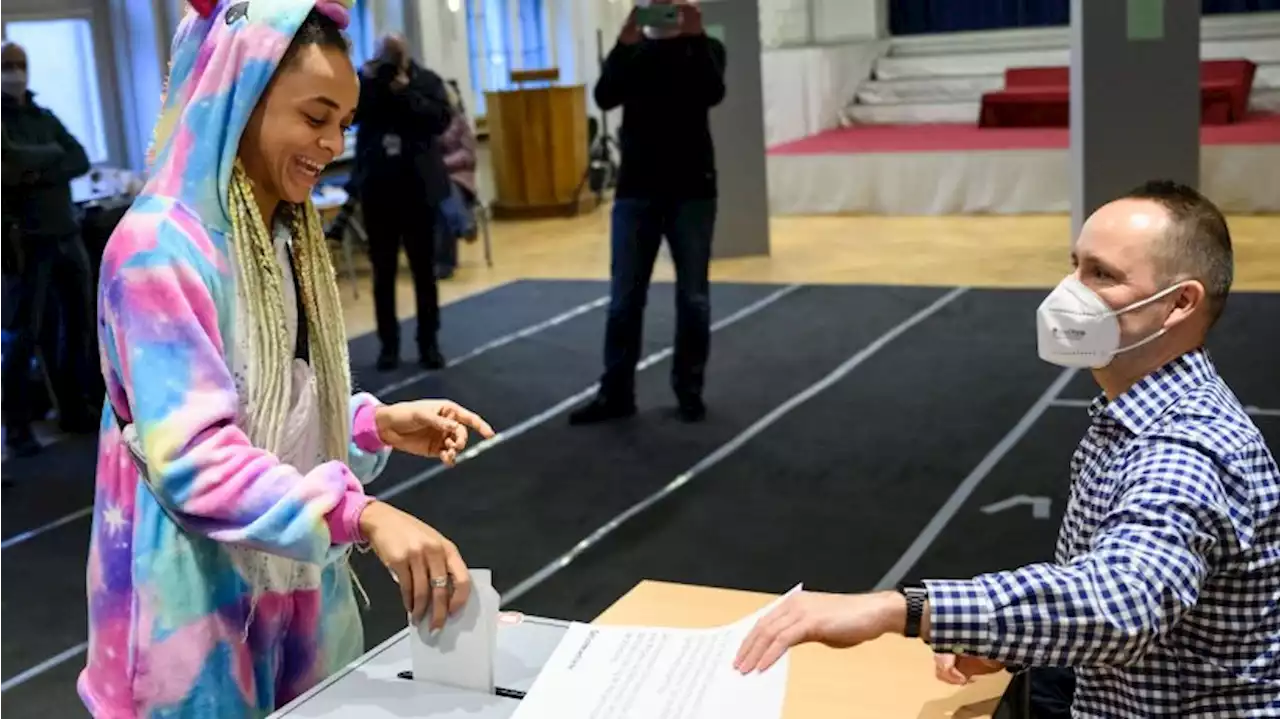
xmin=766 ymin=117 xmax=1280 ymax=216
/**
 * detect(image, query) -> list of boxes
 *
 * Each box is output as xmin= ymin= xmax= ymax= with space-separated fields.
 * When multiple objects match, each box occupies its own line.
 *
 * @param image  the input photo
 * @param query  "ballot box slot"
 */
xmin=396 ymin=670 xmax=527 ymax=700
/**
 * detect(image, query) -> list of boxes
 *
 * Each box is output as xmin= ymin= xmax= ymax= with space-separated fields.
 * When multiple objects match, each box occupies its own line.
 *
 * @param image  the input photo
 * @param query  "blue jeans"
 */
xmin=600 ymin=197 xmax=716 ymax=402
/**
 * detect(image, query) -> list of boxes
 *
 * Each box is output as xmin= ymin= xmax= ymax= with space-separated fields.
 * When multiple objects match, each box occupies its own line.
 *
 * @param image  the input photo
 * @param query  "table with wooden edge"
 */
xmin=591 ymin=580 xmax=1011 ymax=719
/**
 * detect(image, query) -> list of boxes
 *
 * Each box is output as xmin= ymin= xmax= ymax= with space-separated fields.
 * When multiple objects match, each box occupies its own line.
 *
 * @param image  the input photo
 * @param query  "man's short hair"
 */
xmin=1122 ymin=180 xmax=1234 ymax=325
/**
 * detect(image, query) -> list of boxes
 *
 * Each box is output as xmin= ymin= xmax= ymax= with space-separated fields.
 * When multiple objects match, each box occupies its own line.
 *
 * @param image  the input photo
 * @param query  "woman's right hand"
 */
xmin=359 ymin=501 xmax=471 ymax=631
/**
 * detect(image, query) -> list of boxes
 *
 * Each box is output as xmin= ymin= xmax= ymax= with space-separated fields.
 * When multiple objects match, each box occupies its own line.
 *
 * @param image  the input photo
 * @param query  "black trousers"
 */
xmin=600 ymin=197 xmax=716 ymax=402
xmin=362 ymin=184 xmax=440 ymax=357
xmin=995 ymin=668 xmax=1075 ymax=719
xmin=1 ymin=232 xmax=96 ymax=429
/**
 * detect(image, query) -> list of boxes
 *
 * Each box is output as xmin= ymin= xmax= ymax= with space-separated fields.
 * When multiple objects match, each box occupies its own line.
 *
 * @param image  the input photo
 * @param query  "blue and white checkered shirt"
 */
xmin=925 ymin=349 xmax=1280 ymax=717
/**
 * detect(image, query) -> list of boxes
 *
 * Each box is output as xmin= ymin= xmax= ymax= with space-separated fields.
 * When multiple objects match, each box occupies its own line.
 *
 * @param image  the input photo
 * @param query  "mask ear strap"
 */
xmin=1115 ymin=327 xmax=1168 ymax=355
xmin=1112 ymin=281 xmax=1194 ymax=355
xmin=1110 ymin=281 xmax=1189 ymax=317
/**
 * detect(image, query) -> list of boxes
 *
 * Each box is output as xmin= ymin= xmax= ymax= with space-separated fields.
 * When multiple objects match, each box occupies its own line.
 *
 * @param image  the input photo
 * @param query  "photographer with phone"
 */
xmin=569 ymin=0 xmax=727 ymax=426
xmin=351 ymin=34 xmax=453 ymax=371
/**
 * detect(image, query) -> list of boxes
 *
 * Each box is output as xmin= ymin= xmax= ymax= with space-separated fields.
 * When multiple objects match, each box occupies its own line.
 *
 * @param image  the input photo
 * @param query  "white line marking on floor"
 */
xmin=378 ymin=284 xmax=803 ymax=503
xmin=1051 ymin=397 xmax=1279 ymax=418
xmin=0 ymin=507 xmax=93 ymax=551
xmin=0 ymin=642 xmax=87 ymax=693
xmin=499 ymin=287 xmax=970 ymax=607
xmin=0 ymin=285 xmax=803 ymax=692
xmin=369 ymin=296 xmax=611 ymax=397
xmin=874 ymin=367 xmax=1079 ymax=591
xmin=0 ymin=295 xmax=611 ymax=553
xmin=1049 ymin=398 xmax=1092 ymax=409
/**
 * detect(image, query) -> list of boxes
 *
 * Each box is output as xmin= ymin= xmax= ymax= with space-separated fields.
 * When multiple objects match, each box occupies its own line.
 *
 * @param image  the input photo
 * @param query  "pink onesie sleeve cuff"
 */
xmin=327 ymin=490 xmax=376 ymax=545
xmin=352 ymin=401 xmax=388 ymax=454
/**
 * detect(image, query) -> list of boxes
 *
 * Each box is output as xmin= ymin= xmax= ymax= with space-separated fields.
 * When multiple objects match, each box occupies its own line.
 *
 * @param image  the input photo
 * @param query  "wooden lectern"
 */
xmin=485 ymin=68 xmax=595 ymax=220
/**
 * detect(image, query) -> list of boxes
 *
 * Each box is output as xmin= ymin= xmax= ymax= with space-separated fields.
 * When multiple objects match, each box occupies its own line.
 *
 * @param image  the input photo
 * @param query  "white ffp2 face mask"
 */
xmin=1 ymin=69 xmax=27 ymax=99
xmin=1036 ymin=274 xmax=1187 ymax=369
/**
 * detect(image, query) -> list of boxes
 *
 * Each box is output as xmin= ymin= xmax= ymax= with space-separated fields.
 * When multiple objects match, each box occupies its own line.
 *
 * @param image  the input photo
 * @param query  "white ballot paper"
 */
xmin=410 ymin=568 xmax=500 ymax=693
xmin=510 ymin=584 xmax=802 ymax=719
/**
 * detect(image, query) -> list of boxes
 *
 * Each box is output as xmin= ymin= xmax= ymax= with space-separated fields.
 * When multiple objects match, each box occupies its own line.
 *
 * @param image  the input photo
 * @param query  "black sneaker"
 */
xmin=376 ymin=351 xmax=400 ymax=371
xmin=419 ymin=345 xmax=446 ymax=370
xmin=568 ymin=395 xmax=637 ymax=426
xmin=676 ymin=395 xmax=706 ymax=423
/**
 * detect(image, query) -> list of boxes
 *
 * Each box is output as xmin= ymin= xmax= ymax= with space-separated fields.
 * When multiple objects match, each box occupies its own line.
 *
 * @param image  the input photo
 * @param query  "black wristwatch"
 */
xmin=897 ymin=584 xmax=927 ymax=638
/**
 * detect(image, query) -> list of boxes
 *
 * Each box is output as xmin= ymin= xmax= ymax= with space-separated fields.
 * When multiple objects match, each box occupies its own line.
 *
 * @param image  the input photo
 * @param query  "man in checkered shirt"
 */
xmin=734 ymin=181 xmax=1280 ymax=717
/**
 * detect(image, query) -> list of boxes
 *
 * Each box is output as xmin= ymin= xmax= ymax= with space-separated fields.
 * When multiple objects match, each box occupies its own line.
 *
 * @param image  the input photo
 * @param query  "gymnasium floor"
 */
xmin=2 ymin=212 xmax=1278 ymax=716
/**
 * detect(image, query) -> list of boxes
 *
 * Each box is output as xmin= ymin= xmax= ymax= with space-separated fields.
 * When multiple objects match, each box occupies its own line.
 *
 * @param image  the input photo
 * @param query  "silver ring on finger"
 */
xmin=430 ymin=576 xmax=450 ymax=589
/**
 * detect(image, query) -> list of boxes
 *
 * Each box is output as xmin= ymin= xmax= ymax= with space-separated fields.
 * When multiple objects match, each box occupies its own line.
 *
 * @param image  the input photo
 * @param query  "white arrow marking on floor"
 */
xmin=981 ymin=494 xmax=1051 ymax=520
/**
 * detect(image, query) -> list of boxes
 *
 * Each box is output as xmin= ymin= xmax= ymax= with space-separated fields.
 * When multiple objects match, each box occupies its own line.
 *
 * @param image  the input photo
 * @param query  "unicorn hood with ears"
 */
xmin=79 ymin=1 xmax=394 ymax=716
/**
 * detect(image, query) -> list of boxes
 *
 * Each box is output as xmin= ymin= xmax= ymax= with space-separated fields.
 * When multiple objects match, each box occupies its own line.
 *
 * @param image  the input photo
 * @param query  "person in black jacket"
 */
xmin=1 ymin=41 xmax=98 ymax=457
xmin=569 ymin=0 xmax=726 ymax=425
xmin=351 ymin=34 xmax=452 ymax=371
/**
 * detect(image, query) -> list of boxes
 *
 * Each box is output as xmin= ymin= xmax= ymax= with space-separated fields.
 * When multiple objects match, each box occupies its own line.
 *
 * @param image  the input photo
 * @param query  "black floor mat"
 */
xmin=2 ymin=282 xmax=1277 ymax=719
xmin=351 ymin=285 xmax=947 ymax=647
xmin=508 ymin=289 xmax=1069 ymax=619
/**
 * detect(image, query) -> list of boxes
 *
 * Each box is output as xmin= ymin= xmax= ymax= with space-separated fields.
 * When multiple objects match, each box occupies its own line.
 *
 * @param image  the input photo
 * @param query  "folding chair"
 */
xmin=315 ymin=185 xmax=365 ymax=298
xmin=471 ymin=193 xmax=494 ymax=268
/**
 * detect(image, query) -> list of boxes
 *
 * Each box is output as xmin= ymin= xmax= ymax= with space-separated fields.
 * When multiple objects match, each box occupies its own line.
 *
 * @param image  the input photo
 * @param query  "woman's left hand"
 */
xmin=375 ymin=400 xmax=495 ymax=465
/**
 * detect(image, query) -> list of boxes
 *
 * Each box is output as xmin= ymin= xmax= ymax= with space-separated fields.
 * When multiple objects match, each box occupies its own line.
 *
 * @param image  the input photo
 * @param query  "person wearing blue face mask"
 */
xmin=1 ymin=40 xmax=98 ymax=457
xmin=733 ymin=181 xmax=1280 ymax=718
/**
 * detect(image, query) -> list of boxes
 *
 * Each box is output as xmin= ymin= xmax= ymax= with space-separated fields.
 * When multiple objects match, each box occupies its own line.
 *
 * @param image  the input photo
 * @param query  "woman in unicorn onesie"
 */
xmin=78 ymin=1 xmax=494 ymax=716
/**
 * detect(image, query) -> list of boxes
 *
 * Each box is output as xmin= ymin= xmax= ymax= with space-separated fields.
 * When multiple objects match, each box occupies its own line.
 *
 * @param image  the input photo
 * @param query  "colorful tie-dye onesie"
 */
xmin=78 ymin=1 xmax=389 ymax=716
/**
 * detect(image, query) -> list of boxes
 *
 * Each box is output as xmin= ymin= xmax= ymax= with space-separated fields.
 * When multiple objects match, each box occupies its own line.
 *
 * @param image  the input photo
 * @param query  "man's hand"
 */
xmin=375 ymin=400 xmax=495 ymax=465
xmin=619 ymin=8 xmax=642 ymax=45
xmin=678 ymin=4 xmax=704 ymax=36
xmin=934 ymin=653 xmax=1005 ymax=685
xmin=734 ymin=591 xmax=905 ymax=674
xmin=359 ymin=501 xmax=471 ymax=630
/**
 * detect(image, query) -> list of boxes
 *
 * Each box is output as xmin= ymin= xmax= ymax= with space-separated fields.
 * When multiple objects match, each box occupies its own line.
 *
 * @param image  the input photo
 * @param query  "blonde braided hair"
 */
xmin=228 ymin=162 xmax=351 ymax=464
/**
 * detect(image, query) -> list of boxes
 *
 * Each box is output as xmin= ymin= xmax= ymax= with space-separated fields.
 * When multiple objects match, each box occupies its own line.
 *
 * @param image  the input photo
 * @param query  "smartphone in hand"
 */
xmin=635 ymin=4 xmax=680 ymax=30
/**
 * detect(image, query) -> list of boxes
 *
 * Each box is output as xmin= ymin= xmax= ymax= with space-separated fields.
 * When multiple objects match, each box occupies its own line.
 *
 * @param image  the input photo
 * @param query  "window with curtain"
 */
xmin=888 ymin=1 xmax=1069 ymax=36
xmin=889 ymin=0 xmax=1280 ymax=36
xmin=3 ymin=17 xmax=110 ymax=164
xmin=346 ymin=2 xmax=374 ymax=67
xmin=1202 ymin=0 xmax=1280 ymax=12
xmin=466 ymin=0 xmax=550 ymax=116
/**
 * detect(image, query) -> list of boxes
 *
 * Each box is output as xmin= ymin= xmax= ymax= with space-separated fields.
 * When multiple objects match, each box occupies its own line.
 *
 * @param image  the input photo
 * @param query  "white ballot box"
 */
xmin=271 ymin=615 xmax=570 ymax=719
xmin=273 ymin=581 xmax=1009 ymax=719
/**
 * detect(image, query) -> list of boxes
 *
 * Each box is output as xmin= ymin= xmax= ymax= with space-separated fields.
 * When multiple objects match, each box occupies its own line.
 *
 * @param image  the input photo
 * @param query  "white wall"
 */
xmin=813 ymin=0 xmax=888 ymax=42
xmin=761 ymin=41 xmax=886 ymax=146
xmin=559 ymin=0 xmax=631 ymax=123
xmin=758 ymin=0 xmax=888 ymax=47
xmin=758 ymin=0 xmax=812 ymax=47
xmin=412 ymin=0 xmax=474 ymax=111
